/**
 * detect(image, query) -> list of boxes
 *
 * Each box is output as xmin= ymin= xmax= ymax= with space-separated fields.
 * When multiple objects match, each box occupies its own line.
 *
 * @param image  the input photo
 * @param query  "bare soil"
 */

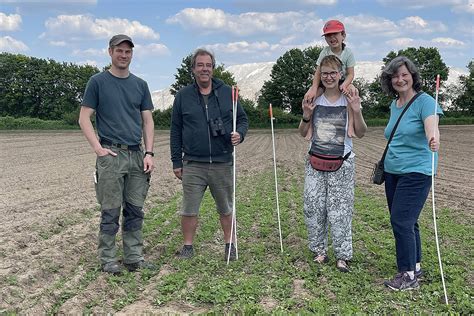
xmin=0 ymin=126 xmax=472 ymax=314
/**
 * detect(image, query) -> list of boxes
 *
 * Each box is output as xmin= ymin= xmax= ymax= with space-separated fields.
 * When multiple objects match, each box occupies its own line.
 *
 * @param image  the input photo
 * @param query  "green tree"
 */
xmin=360 ymin=47 xmax=449 ymax=118
xmin=258 ymin=46 xmax=322 ymax=115
xmin=452 ymin=60 xmax=474 ymax=115
xmin=0 ymin=53 xmax=98 ymax=120
xmin=170 ymin=53 xmax=237 ymax=96
xmin=170 ymin=54 xmax=193 ymax=96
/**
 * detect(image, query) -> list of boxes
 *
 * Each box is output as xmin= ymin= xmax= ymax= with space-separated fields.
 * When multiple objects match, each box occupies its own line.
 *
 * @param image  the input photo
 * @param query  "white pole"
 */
xmin=431 ymin=74 xmax=449 ymax=305
xmin=228 ymin=86 xmax=239 ymax=264
xmin=270 ymin=104 xmax=283 ymax=252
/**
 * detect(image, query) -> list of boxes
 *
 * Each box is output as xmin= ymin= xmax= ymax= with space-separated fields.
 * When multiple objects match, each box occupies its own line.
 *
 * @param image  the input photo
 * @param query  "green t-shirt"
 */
xmin=316 ymin=46 xmax=356 ymax=78
xmin=82 ymin=71 xmax=154 ymax=145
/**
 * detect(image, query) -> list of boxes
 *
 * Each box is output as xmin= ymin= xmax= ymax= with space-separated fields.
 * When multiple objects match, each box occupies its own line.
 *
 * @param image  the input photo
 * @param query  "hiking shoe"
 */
xmin=102 ymin=262 xmax=123 ymax=275
xmin=176 ymin=245 xmax=194 ymax=259
xmin=336 ymin=259 xmax=350 ymax=273
xmin=124 ymin=260 xmax=157 ymax=272
xmin=313 ymin=254 xmax=329 ymax=264
xmin=384 ymin=272 xmax=419 ymax=291
xmin=415 ymin=268 xmax=423 ymax=279
xmin=224 ymin=243 xmax=237 ymax=261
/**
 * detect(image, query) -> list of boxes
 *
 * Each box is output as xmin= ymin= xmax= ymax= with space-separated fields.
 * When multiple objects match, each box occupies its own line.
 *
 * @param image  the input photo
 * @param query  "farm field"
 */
xmin=0 ymin=126 xmax=472 ymax=314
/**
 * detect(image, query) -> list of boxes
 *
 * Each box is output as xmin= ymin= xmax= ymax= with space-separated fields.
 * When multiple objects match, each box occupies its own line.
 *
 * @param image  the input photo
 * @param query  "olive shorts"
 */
xmin=181 ymin=161 xmax=233 ymax=216
xmin=95 ymin=145 xmax=150 ymax=210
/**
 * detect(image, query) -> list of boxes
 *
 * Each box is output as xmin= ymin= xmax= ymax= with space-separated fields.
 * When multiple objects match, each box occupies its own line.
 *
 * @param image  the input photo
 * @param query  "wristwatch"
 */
xmin=302 ymin=116 xmax=311 ymax=123
xmin=144 ymin=151 xmax=154 ymax=157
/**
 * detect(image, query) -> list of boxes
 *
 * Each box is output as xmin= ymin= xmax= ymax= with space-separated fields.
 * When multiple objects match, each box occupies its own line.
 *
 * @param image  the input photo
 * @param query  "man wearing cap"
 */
xmin=79 ymin=34 xmax=155 ymax=274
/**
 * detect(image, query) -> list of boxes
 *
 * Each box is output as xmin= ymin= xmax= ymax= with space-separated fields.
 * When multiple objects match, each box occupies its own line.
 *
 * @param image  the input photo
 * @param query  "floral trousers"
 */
xmin=303 ymin=156 xmax=355 ymax=260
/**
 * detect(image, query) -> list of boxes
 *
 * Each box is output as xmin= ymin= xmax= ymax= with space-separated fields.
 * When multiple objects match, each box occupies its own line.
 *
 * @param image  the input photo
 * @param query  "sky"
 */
xmin=1 ymin=0 xmax=473 ymax=92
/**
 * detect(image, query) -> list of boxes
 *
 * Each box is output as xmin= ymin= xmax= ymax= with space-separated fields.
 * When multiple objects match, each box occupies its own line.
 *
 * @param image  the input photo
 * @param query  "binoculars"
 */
xmin=209 ymin=117 xmax=225 ymax=137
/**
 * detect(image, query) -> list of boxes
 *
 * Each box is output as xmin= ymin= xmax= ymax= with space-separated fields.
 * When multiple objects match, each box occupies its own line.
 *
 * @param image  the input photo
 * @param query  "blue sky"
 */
xmin=1 ymin=0 xmax=472 ymax=92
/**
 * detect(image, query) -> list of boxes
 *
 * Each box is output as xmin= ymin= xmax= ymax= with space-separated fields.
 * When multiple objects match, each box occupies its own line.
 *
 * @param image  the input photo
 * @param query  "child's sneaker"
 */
xmin=384 ymin=272 xmax=419 ymax=291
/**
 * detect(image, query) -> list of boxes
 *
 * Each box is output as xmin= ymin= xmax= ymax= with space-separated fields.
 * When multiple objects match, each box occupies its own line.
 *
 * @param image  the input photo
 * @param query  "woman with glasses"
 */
xmin=299 ymin=55 xmax=367 ymax=272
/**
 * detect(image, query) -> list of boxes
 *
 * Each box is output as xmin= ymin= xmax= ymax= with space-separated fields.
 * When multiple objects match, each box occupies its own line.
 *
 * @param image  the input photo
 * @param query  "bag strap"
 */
xmin=380 ymin=92 xmax=423 ymax=162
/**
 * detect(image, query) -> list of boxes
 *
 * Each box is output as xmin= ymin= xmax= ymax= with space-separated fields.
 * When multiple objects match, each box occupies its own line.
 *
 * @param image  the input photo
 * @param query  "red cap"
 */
xmin=322 ymin=20 xmax=345 ymax=36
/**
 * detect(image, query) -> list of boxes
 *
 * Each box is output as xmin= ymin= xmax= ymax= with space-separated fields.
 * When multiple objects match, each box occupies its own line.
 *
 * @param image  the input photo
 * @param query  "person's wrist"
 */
xmin=145 ymin=151 xmax=154 ymax=157
xmin=302 ymin=116 xmax=311 ymax=123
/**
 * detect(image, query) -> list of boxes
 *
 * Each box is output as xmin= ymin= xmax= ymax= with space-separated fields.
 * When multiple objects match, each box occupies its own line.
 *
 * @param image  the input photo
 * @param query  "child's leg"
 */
xmin=347 ymin=106 xmax=355 ymax=138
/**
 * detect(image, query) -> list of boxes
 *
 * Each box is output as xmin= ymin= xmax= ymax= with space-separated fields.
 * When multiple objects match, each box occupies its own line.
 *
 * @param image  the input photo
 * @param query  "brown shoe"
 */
xmin=336 ymin=259 xmax=350 ymax=273
xmin=313 ymin=254 xmax=329 ymax=264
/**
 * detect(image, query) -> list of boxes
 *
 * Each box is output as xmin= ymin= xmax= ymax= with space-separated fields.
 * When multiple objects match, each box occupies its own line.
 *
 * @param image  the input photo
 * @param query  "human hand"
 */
xmin=95 ymin=147 xmax=117 ymax=157
xmin=429 ymin=136 xmax=439 ymax=152
xmin=231 ymin=132 xmax=241 ymax=146
xmin=341 ymin=83 xmax=356 ymax=96
xmin=301 ymin=99 xmax=316 ymax=118
xmin=143 ymin=154 xmax=154 ymax=173
xmin=304 ymin=86 xmax=317 ymax=103
xmin=345 ymin=88 xmax=361 ymax=113
xmin=173 ymin=168 xmax=183 ymax=180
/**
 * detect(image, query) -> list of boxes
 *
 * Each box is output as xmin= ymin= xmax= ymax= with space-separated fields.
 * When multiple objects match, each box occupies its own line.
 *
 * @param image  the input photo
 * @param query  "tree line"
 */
xmin=1 ymin=48 xmax=472 ymax=129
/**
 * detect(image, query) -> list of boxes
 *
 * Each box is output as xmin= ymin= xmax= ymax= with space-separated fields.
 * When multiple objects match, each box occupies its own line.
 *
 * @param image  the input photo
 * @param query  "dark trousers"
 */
xmin=384 ymin=172 xmax=432 ymax=272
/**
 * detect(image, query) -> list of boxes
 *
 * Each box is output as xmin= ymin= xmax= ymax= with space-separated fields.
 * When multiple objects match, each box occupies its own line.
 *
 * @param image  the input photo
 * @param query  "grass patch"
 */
xmin=140 ymin=168 xmax=472 ymax=314
xmin=44 ymin=165 xmax=472 ymax=314
xmin=0 ymin=116 xmax=78 ymax=130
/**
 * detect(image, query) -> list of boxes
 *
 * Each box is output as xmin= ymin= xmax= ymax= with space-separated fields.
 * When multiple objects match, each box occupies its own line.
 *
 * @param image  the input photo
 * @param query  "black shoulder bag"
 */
xmin=371 ymin=92 xmax=422 ymax=185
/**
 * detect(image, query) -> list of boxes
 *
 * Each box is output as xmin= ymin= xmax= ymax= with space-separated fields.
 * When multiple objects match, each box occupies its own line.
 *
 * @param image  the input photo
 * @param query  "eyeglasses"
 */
xmin=321 ymin=71 xmax=339 ymax=78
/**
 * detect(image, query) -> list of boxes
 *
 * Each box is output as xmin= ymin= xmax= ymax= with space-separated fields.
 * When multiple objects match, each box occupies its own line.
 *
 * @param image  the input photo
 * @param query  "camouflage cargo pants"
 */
xmin=303 ymin=156 xmax=355 ymax=260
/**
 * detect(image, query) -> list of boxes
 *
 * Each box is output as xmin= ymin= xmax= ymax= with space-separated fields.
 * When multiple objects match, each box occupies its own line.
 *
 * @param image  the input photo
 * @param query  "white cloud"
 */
xmin=205 ymin=41 xmax=272 ymax=54
xmin=378 ymin=0 xmax=473 ymax=13
xmin=432 ymin=37 xmax=466 ymax=46
xmin=452 ymin=0 xmax=474 ymax=13
xmin=167 ymin=8 xmax=319 ymax=36
xmin=134 ymin=43 xmax=170 ymax=56
xmin=400 ymin=16 xmax=428 ymax=28
xmin=386 ymin=37 xmax=415 ymax=47
xmin=377 ymin=0 xmax=465 ymax=9
xmin=398 ymin=16 xmax=447 ymax=33
xmin=2 ymin=0 xmax=96 ymax=3
xmin=0 ymin=13 xmax=22 ymax=31
xmin=339 ymin=14 xmax=399 ymax=37
xmin=299 ymin=0 xmax=337 ymax=3
xmin=43 ymin=15 xmax=159 ymax=41
xmin=0 ymin=35 xmax=28 ymax=52
xmin=49 ymin=40 xmax=67 ymax=46
xmin=72 ymin=47 xmax=107 ymax=56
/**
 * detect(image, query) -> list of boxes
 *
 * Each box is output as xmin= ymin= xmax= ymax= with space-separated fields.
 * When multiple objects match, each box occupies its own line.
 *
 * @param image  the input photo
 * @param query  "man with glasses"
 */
xmin=170 ymin=48 xmax=248 ymax=260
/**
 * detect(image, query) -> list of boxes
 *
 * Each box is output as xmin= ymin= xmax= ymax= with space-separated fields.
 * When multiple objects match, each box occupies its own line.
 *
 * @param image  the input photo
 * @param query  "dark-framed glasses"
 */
xmin=321 ymin=71 xmax=339 ymax=78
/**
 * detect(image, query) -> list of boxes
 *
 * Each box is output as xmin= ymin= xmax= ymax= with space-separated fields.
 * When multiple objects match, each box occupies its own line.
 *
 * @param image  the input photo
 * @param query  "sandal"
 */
xmin=336 ymin=259 xmax=350 ymax=273
xmin=313 ymin=254 xmax=329 ymax=264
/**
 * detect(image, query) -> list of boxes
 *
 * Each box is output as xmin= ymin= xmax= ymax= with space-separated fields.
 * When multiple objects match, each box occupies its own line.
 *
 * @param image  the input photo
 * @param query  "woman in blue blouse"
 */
xmin=380 ymin=56 xmax=442 ymax=291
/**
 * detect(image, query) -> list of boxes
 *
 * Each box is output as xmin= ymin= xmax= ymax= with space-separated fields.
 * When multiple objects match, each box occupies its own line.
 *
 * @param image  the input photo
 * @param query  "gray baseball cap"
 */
xmin=109 ymin=34 xmax=134 ymax=48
